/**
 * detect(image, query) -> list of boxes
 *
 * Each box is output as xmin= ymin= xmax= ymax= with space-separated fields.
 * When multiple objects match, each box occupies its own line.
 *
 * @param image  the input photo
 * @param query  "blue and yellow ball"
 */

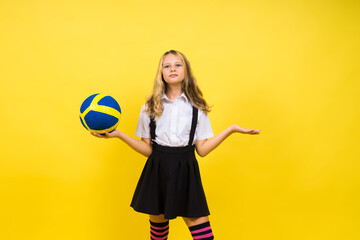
xmin=79 ymin=93 xmax=121 ymax=134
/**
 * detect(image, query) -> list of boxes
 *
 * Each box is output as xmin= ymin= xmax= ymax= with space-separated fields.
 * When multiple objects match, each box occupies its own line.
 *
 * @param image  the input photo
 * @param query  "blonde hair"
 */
xmin=144 ymin=50 xmax=211 ymax=119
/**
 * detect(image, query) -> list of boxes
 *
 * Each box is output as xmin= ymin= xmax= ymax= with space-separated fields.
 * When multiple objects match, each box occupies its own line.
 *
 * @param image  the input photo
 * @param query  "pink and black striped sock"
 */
xmin=189 ymin=221 xmax=214 ymax=239
xmin=150 ymin=220 xmax=169 ymax=240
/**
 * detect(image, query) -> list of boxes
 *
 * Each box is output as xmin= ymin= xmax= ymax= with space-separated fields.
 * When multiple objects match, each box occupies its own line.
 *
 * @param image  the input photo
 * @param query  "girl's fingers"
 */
xmin=246 ymin=129 xmax=254 ymax=133
xmin=90 ymin=131 xmax=115 ymax=138
xmin=252 ymin=129 xmax=260 ymax=134
xmin=246 ymin=129 xmax=260 ymax=134
xmin=91 ymin=132 xmax=104 ymax=138
xmin=234 ymin=126 xmax=260 ymax=134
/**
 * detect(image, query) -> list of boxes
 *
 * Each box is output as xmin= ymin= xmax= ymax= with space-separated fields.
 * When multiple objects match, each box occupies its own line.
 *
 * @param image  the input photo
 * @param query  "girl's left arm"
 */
xmin=195 ymin=124 xmax=261 ymax=157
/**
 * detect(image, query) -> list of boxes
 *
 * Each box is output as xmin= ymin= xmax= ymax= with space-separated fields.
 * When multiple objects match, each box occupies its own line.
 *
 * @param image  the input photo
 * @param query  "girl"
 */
xmin=91 ymin=50 xmax=261 ymax=239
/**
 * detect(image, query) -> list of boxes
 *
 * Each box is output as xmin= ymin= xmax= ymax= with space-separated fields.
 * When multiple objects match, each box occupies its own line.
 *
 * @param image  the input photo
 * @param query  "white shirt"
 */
xmin=135 ymin=93 xmax=214 ymax=146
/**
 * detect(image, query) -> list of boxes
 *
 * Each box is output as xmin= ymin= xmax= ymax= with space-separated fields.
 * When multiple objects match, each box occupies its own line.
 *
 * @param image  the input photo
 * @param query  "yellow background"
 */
xmin=1 ymin=0 xmax=359 ymax=239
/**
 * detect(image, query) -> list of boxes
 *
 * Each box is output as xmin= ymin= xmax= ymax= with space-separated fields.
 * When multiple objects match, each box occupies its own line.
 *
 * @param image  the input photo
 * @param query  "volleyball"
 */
xmin=79 ymin=93 xmax=122 ymax=134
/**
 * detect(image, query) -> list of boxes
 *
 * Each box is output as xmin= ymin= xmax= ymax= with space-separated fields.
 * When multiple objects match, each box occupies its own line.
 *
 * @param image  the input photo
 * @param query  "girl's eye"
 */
xmin=163 ymin=64 xmax=182 ymax=68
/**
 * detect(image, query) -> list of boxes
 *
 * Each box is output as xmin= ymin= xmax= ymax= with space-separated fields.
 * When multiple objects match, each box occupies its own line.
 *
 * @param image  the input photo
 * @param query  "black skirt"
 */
xmin=130 ymin=142 xmax=210 ymax=220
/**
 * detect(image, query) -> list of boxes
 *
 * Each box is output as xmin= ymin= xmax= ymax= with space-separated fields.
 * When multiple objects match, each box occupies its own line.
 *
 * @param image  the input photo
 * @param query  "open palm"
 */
xmin=232 ymin=124 xmax=261 ymax=134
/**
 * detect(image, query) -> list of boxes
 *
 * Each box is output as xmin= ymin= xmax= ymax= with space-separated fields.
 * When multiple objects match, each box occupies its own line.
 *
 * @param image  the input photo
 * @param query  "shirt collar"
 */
xmin=162 ymin=92 xmax=188 ymax=103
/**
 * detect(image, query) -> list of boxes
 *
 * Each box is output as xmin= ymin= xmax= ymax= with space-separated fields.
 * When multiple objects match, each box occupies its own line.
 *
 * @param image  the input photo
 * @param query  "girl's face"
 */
xmin=162 ymin=54 xmax=185 ymax=86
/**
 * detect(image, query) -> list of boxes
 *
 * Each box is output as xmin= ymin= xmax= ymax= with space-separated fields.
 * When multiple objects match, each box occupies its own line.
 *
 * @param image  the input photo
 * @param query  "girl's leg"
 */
xmin=149 ymin=214 xmax=169 ymax=240
xmin=183 ymin=216 xmax=214 ymax=239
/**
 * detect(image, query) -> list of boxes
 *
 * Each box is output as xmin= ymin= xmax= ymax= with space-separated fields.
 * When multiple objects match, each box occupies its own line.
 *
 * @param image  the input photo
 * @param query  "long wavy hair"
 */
xmin=144 ymin=50 xmax=211 ymax=119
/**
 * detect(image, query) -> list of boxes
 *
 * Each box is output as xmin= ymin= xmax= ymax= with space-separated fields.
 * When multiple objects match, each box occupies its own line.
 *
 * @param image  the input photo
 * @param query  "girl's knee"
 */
xmin=183 ymin=216 xmax=209 ymax=227
xmin=149 ymin=214 xmax=167 ymax=223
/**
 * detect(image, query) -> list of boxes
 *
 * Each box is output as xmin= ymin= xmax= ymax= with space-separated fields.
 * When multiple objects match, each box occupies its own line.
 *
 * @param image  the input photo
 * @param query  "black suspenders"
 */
xmin=187 ymin=106 xmax=198 ymax=146
xmin=150 ymin=106 xmax=198 ymax=146
xmin=150 ymin=115 xmax=156 ymax=143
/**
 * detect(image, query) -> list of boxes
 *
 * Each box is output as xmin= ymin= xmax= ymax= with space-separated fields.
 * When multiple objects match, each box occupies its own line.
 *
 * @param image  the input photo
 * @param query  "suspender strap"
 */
xmin=150 ymin=116 xmax=156 ymax=143
xmin=188 ymin=106 xmax=198 ymax=146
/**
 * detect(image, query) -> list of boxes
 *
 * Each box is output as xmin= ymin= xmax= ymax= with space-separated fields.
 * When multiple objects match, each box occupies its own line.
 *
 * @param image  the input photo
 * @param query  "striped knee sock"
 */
xmin=150 ymin=220 xmax=169 ymax=240
xmin=189 ymin=221 xmax=214 ymax=239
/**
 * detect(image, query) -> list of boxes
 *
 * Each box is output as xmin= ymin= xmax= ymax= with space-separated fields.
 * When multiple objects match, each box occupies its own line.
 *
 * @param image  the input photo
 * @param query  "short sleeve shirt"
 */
xmin=135 ymin=93 xmax=214 ymax=147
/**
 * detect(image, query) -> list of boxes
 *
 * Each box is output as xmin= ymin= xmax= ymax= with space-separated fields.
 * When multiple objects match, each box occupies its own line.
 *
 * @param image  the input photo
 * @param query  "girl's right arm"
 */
xmin=91 ymin=129 xmax=152 ymax=157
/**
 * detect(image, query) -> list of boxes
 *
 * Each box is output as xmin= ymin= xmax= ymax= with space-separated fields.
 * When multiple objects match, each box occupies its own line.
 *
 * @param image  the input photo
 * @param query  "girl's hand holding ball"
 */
xmin=91 ymin=129 xmax=121 ymax=138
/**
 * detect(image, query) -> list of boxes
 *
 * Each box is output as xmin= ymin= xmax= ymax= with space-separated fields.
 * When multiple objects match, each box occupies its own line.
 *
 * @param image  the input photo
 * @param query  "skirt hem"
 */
xmin=130 ymin=205 xmax=210 ymax=220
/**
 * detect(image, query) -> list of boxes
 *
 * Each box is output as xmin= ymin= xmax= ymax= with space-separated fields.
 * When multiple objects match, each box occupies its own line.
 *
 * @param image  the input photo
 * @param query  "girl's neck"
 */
xmin=165 ymin=85 xmax=182 ymax=101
